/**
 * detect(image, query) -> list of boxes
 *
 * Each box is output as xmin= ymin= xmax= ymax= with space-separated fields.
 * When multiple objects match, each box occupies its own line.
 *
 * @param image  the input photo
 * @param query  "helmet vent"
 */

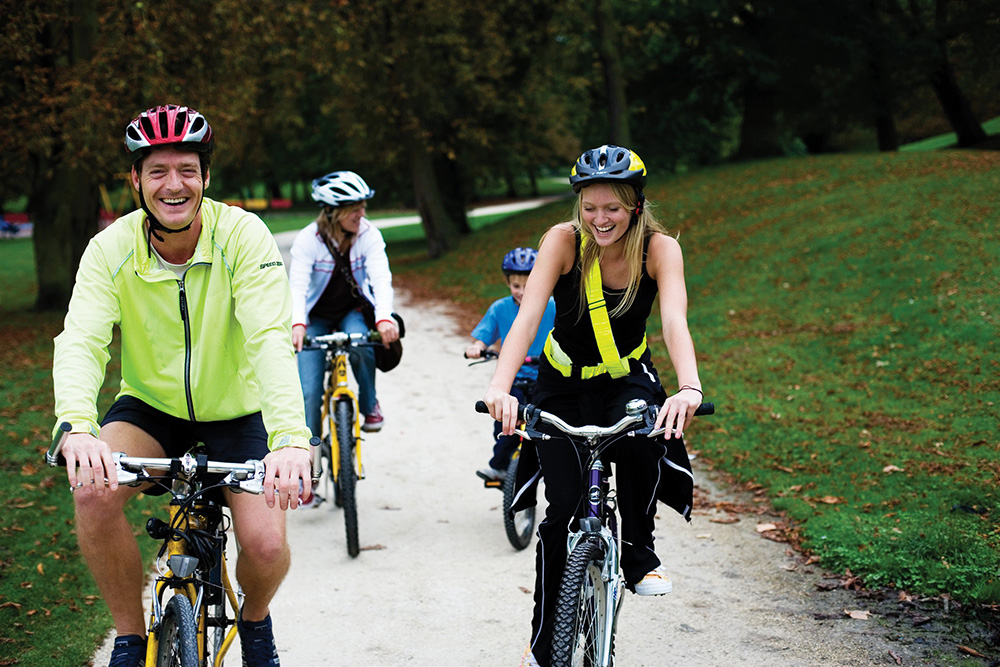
xmin=139 ymin=116 xmax=156 ymax=140
xmin=157 ymin=112 xmax=169 ymax=140
xmin=174 ymin=113 xmax=186 ymax=138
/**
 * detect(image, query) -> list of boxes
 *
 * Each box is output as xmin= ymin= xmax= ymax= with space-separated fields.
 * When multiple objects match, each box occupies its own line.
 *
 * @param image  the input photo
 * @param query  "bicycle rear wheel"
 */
xmin=336 ymin=399 xmax=360 ymax=558
xmin=156 ymin=594 xmax=199 ymax=667
xmin=502 ymin=449 xmax=535 ymax=550
xmin=551 ymin=538 xmax=608 ymax=667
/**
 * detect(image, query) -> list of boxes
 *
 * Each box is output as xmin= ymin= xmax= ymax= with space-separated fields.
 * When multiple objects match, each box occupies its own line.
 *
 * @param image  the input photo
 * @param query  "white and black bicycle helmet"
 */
xmin=568 ymin=145 xmax=646 ymax=193
xmin=311 ymin=171 xmax=375 ymax=207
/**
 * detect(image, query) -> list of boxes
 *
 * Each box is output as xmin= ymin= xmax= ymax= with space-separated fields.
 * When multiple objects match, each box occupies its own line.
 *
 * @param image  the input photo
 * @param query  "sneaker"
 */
xmin=634 ymin=564 xmax=673 ymax=596
xmin=520 ymin=646 xmax=540 ymax=667
xmin=238 ymin=612 xmax=280 ymax=667
xmin=361 ymin=402 xmax=384 ymax=432
xmin=108 ymin=634 xmax=145 ymax=667
xmin=298 ymin=492 xmax=324 ymax=509
xmin=476 ymin=465 xmax=507 ymax=482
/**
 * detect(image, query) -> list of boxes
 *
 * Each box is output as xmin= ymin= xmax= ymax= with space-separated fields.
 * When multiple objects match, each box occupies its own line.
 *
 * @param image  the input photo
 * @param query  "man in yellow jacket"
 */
xmin=52 ymin=105 xmax=311 ymax=667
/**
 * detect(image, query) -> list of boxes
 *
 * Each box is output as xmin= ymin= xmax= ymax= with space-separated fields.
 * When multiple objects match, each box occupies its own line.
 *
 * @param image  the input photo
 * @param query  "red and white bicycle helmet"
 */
xmin=124 ymin=104 xmax=214 ymax=158
xmin=311 ymin=171 xmax=375 ymax=207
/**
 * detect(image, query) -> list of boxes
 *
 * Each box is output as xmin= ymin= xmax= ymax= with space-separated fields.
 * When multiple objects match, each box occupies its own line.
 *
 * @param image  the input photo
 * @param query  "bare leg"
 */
xmin=74 ymin=422 xmax=165 ymax=636
xmin=227 ymin=490 xmax=290 ymax=622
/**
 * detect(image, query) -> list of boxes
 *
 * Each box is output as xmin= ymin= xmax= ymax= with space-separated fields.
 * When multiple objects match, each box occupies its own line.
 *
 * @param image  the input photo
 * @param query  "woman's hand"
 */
xmin=484 ymin=386 xmax=519 ymax=435
xmin=376 ymin=319 xmax=399 ymax=346
xmin=292 ymin=324 xmax=307 ymax=352
xmin=653 ymin=387 xmax=703 ymax=440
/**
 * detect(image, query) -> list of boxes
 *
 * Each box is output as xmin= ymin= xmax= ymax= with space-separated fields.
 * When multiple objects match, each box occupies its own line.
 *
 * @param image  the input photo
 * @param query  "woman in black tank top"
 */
xmin=482 ymin=145 xmax=704 ymax=667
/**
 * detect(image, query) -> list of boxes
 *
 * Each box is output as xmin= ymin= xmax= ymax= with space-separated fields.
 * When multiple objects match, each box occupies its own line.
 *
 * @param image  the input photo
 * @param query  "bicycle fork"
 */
xmin=564 ymin=459 xmax=626 ymax=667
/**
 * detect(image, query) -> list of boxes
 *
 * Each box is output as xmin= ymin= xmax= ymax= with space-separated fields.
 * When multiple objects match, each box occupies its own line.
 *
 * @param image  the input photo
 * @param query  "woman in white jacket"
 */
xmin=290 ymin=171 xmax=399 ymax=433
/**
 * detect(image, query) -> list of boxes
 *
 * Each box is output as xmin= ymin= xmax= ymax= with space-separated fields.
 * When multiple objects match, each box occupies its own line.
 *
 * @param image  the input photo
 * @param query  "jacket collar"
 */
xmin=132 ymin=198 xmax=217 ymax=279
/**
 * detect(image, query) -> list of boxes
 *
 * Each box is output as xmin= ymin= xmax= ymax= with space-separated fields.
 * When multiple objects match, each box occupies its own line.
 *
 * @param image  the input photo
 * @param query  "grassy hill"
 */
xmin=397 ymin=149 xmax=1000 ymax=603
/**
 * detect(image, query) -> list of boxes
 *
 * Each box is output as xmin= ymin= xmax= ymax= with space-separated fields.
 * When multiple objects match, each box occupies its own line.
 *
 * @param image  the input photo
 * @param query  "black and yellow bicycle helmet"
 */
xmin=568 ymin=145 xmax=647 ymax=193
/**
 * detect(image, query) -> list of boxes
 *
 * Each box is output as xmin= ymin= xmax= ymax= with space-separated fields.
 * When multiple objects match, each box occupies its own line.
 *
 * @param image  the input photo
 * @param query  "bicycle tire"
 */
xmin=156 ymin=594 xmax=199 ymax=667
xmin=551 ymin=538 xmax=608 ymax=667
xmin=502 ymin=451 xmax=535 ymax=550
xmin=336 ymin=399 xmax=360 ymax=558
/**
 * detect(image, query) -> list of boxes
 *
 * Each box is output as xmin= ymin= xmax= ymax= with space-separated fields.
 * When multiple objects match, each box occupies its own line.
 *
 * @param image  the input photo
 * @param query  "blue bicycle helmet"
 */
xmin=501 ymin=247 xmax=538 ymax=275
xmin=569 ymin=145 xmax=646 ymax=193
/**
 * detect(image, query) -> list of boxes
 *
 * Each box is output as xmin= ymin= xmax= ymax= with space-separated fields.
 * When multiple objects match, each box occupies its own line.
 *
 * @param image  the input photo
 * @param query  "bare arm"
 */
xmin=484 ymin=224 xmax=575 ymax=434
xmin=647 ymin=233 xmax=702 ymax=438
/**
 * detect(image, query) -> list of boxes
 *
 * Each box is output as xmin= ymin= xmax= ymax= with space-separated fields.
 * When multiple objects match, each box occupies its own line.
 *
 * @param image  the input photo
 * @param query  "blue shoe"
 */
xmin=238 ymin=613 xmax=280 ymax=667
xmin=108 ymin=634 xmax=145 ymax=667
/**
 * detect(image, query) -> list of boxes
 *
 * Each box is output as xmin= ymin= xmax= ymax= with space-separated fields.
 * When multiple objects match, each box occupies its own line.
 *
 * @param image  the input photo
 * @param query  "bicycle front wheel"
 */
xmin=336 ymin=399 xmax=360 ymax=558
xmin=551 ymin=538 xmax=609 ymax=667
xmin=156 ymin=594 xmax=199 ymax=667
xmin=502 ymin=450 xmax=535 ymax=550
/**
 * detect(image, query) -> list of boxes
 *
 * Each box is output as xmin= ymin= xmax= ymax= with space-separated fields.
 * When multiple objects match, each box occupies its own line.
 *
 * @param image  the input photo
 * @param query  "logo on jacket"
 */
xmin=259 ymin=261 xmax=284 ymax=270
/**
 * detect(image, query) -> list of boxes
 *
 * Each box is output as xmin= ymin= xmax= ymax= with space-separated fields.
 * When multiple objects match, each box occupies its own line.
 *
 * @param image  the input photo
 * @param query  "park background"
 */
xmin=1 ymin=1 xmax=998 ymax=665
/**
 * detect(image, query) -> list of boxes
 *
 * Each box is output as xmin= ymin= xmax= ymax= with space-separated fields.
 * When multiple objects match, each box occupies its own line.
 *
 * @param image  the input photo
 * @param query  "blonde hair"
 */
xmin=317 ymin=202 xmax=365 ymax=251
xmin=557 ymin=183 xmax=668 ymax=319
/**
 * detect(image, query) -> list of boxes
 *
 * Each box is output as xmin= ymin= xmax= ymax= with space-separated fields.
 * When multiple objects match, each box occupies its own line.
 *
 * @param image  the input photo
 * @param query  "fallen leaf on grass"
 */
xmin=844 ymin=609 xmax=871 ymax=620
xmin=360 ymin=544 xmax=387 ymax=551
xmin=957 ymin=646 xmax=988 ymax=658
xmin=756 ymin=522 xmax=778 ymax=532
xmin=35 ymin=563 xmax=43 ymax=576
xmin=883 ymin=465 xmax=905 ymax=474
xmin=817 ymin=496 xmax=843 ymax=505
xmin=0 ymin=601 xmax=22 ymax=612
xmin=887 ymin=649 xmax=902 ymax=665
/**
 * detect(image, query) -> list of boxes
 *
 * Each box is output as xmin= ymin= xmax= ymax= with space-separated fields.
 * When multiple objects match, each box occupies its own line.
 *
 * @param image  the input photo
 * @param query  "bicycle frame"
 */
xmin=316 ymin=339 xmax=364 ymax=486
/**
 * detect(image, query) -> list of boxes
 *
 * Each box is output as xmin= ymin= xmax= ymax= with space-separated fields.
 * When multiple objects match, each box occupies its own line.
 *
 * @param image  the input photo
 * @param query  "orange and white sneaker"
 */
xmin=635 ymin=564 xmax=673 ymax=596
xmin=520 ymin=646 xmax=540 ymax=667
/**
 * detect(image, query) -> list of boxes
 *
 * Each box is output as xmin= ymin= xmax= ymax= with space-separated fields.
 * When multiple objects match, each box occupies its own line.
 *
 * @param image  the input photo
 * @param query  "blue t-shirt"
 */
xmin=471 ymin=295 xmax=556 ymax=380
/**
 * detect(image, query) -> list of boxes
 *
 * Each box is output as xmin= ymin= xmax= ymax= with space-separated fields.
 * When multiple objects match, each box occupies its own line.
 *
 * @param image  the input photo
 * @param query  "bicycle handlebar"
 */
xmin=474 ymin=400 xmax=714 ymax=441
xmin=302 ymin=331 xmax=383 ymax=350
xmin=465 ymin=350 xmax=541 ymax=366
xmin=114 ymin=452 xmax=266 ymax=494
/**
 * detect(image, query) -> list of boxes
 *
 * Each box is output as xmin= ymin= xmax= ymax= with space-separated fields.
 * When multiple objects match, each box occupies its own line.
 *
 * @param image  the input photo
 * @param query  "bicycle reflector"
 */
xmin=168 ymin=554 xmax=199 ymax=578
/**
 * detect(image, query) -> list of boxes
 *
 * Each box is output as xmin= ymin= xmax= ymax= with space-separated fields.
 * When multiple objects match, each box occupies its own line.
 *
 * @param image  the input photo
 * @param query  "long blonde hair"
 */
xmin=317 ymin=203 xmax=364 ymax=252
xmin=564 ymin=183 xmax=668 ymax=318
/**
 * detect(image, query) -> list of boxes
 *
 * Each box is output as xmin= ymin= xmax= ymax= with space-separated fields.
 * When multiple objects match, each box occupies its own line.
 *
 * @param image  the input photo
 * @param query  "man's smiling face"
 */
xmin=132 ymin=146 xmax=209 ymax=230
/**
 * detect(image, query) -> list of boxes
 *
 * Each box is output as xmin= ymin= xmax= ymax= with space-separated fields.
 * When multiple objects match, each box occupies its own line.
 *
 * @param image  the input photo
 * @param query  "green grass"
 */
xmin=901 ymin=116 xmax=1000 ymax=152
xmin=397 ymin=150 xmax=1000 ymax=604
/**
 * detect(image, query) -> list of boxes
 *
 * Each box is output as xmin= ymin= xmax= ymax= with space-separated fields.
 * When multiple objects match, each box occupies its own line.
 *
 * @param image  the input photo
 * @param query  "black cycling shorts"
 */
xmin=101 ymin=395 xmax=269 ymax=463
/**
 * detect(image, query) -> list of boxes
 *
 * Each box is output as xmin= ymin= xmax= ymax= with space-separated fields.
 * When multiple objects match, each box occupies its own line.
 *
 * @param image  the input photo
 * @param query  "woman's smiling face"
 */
xmin=580 ymin=184 xmax=630 ymax=246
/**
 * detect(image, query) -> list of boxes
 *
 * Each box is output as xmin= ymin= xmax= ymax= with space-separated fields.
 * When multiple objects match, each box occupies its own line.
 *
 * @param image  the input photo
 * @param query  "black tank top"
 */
xmin=550 ymin=231 xmax=658 ymax=366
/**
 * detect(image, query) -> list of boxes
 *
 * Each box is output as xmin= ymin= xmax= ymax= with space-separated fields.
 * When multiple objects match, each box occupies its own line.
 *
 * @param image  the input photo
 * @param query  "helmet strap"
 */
xmin=628 ymin=191 xmax=645 ymax=229
xmin=138 ymin=186 xmax=198 ymax=257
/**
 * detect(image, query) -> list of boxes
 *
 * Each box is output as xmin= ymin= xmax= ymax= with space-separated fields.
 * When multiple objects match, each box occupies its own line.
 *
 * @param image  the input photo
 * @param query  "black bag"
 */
xmin=326 ymin=235 xmax=404 ymax=372
xmin=360 ymin=300 xmax=405 ymax=372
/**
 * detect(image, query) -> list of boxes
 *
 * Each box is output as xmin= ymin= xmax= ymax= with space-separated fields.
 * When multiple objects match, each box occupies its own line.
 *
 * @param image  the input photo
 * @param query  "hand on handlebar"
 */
xmin=262 ymin=446 xmax=313 ymax=510
xmin=654 ymin=388 xmax=704 ymax=440
xmin=376 ymin=319 xmax=399 ymax=346
xmin=62 ymin=432 xmax=118 ymax=495
xmin=292 ymin=324 xmax=307 ymax=353
xmin=483 ymin=387 xmax=520 ymax=436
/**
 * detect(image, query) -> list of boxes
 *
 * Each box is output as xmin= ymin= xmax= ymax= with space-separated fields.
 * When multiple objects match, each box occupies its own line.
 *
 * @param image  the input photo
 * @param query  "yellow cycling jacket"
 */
xmin=53 ymin=198 xmax=312 ymax=451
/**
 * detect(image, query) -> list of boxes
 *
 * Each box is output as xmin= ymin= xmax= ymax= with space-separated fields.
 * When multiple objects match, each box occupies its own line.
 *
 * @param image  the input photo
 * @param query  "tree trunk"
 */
xmin=594 ymin=0 xmax=630 ymax=147
xmin=407 ymin=137 xmax=462 ymax=258
xmin=928 ymin=44 xmax=986 ymax=147
xmin=433 ymin=154 xmax=470 ymax=236
xmin=734 ymin=81 xmax=784 ymax=160
xmin=30 ymin=163 xmax=101 ymax=310
xmin=29 ymin=0 xmax=100 ymax=311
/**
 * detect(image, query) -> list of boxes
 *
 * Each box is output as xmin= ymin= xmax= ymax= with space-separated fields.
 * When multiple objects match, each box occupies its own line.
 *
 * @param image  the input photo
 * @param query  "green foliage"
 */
xmin=398 ymin=150 xmax=1000 ymax=603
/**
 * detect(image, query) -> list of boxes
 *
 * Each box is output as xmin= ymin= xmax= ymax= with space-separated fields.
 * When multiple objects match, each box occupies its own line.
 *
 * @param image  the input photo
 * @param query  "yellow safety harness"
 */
xmin=543 ymin=236 xmax=647 ymax=380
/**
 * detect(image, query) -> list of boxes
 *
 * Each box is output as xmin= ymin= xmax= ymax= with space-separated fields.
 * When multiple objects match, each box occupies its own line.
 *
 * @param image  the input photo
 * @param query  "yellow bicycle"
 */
xmin=303 ymin=331 xmax=382 ymax=558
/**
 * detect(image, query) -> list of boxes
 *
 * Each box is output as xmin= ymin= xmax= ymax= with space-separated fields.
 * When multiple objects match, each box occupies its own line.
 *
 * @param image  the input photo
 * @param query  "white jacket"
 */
xmin=289 ymin=218 xmax=395 ymax=327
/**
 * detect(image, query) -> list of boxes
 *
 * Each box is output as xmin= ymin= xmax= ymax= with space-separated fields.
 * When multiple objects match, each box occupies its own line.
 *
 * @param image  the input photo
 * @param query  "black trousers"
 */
xmin=527 ymin=365 xmax=671 ymax=666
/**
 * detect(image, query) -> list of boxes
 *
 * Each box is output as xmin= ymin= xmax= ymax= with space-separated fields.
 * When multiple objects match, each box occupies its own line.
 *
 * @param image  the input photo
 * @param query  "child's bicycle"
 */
xmin=47 ymin=425 xmax=267 ymax=667
xmin=301 ymin=330 xmax=385 ymax=558
xmin=476 ymin=397 xmax=715 ymax=667
xmin=467 ymin=350 xmax=538 ymax=551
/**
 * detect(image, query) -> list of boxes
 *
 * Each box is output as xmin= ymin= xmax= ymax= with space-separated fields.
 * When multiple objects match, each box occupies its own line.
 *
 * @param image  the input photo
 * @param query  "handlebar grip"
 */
xmin=475 ymin=400 xmax=489 ymax=414
xmin=694 ymin=402 xmax=715 ymax=416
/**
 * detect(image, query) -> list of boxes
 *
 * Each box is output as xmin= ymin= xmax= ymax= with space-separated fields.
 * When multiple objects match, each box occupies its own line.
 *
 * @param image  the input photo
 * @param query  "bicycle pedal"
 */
xmin=476 ymin=471 xmax=503 ymax=488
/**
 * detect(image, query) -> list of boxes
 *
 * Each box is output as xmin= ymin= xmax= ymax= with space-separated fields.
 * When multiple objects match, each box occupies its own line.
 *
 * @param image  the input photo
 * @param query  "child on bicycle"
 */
xmin=482 ymin=145 xmax=703 ymax=667
xmin=466 ymin=247 xmax=555 ymax=482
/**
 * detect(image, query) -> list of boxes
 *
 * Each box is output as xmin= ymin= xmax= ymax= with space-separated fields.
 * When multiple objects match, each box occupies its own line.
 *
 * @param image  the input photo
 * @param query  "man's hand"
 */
xmin=62 ymin=433 xmax=118 ymax=496
xmin=262 ymin=446 xmax=312 ymax=510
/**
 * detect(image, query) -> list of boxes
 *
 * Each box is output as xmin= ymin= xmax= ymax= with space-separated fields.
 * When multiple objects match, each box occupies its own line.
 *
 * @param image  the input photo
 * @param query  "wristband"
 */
xmin=680 ymin=385 xmax=703 ymax=397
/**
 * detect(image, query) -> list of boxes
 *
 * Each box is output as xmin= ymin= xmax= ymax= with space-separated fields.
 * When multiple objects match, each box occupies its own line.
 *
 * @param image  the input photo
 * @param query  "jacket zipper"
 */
xmin=178 ymin=279 xmax=196 ymax=421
